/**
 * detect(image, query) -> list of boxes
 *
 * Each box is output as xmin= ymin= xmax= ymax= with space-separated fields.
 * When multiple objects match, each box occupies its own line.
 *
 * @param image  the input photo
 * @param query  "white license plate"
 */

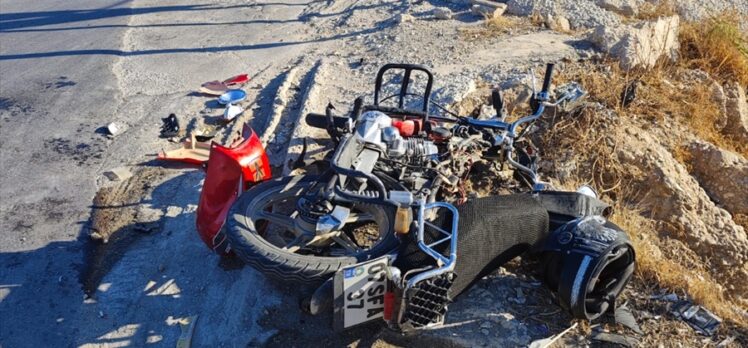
xmin=334 ymin=256 xmax=390 ymax=330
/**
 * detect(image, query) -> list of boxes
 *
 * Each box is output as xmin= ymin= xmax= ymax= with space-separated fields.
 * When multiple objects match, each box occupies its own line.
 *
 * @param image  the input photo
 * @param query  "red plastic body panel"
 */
xmin=196 ymin=124 xmax=271 ymax=254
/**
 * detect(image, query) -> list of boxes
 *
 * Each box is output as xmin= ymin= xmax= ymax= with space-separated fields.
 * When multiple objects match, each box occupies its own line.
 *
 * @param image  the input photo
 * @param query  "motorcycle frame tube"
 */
xmin=405 ymin=201 xmax=459 ymax=289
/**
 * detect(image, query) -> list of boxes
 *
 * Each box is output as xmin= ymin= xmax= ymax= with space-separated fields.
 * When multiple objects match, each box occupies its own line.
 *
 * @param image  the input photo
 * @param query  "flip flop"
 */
xmin=199 ymin=74 xmax=250 ymax=96
xmin=199 ymin=81 xmax=228 ymax=96
xmin=223 ymin=74 xmax=249 ymax=88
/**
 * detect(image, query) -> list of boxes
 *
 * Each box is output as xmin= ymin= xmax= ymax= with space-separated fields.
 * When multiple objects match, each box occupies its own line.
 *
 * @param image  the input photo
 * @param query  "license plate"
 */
xmin=333 ymin=256 xmax=390 ymax=330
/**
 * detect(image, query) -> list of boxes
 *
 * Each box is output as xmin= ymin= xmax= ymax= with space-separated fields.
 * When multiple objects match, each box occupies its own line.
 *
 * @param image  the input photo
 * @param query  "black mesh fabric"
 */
xmin=394 ymin=194 xmax=550 ymax=298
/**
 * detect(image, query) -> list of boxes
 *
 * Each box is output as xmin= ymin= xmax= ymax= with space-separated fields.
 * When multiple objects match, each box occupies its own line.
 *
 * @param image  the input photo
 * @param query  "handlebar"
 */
xmin=541 ymin=63 xmax=555 ymax=95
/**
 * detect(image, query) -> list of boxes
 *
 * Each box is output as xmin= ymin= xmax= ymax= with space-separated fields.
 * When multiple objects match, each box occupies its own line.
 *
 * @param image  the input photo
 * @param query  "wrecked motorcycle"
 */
xmin=217 ymin=63 xmax=635 ymax=330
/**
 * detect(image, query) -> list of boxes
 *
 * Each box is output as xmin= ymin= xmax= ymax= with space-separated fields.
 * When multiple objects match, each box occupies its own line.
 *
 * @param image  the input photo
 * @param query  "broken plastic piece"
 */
xmin=160 ymin=114 xmax=180 ymax=138
xmin=196 ymin=124 xmax=271 ymax=254
xmin=672 ymin=301 xmax=721 ymax=336
xmin=157 ymin=134 xmax=211 ymax=165
xmin=223 ymin=104 xmax=243 ymax=121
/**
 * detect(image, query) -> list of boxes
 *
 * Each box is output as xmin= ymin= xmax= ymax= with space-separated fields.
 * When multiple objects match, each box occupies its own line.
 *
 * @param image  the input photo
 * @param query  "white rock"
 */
xmin=106 ymin=122 xmax=123 ymax=136
xmin=724 ymin=82 xmax=748 ymax=143
xmin=433 ymin=7 xmax=453 ymax=20
xmin=597 ymin=0 xmax=638 ymax=17
xmin=544 ymin=14 xmax=571 ymax=32
xmin=470 ymin=3 xmax=506 ymax=18
xmin=398 ymin=13 xmax=415 ymax=24
xmin=589 ymin=16 xmax=680 ymax=70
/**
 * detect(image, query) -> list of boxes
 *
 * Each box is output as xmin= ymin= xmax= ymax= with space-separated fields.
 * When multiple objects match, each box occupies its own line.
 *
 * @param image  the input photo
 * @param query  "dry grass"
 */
xmin=610 ymin=207 xmax=747 ymax=327
xmin=635 ymin=0 xmax=676 ymax=21
xmin=680 ymin=15 xmax=748 ymax=86
xmin=457 ymin=14 xmax=535 ymax=40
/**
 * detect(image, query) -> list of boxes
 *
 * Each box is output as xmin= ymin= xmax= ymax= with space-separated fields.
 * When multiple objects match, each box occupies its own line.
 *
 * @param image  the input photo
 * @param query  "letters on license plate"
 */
xmin=334 ymin=256 xmax=390 ymax=330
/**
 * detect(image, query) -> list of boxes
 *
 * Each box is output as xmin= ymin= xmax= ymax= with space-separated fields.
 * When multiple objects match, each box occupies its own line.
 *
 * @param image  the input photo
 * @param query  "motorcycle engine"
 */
xmin=355 ymin=111 xmax=438 ymax=166
xmin=352 ymin=111 xmax=439 ymax=191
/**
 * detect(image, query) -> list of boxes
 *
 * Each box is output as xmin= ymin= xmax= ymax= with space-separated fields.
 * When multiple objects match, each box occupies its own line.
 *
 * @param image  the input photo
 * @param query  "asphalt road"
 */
xmin=0 ymin=1 xmax=328 ymax=346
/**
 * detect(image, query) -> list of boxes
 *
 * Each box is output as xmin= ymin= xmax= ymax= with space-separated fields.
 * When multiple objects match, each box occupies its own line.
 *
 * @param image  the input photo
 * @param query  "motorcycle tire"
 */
xmin=226 ymin=175 xmax=399 ymax=285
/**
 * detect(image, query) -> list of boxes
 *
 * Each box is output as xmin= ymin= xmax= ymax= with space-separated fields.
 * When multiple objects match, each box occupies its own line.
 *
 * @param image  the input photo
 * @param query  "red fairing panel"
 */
xmin=196 ymin=124 xmax=271 ymax=254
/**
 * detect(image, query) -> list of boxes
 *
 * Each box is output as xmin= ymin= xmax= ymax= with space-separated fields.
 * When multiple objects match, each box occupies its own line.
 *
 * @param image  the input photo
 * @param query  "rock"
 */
xmin=545 ymin=15 xmax=571 ymax=32
xmin=616 ymin=125 xmax=748 ymax=296
xmin=589 ymin=16 xmax=680 ymax=70
xmin=104 ymin=167 xmax=133 ymax=181
xmin=106 ymin=122 xmax=123 ymax=137
xmin=471 ymin=1 xmax=508 ymax=17
xmin=398 ymin=13 xmax=415 ymax=24
xmin=723 ymin=82 xmax=748 ymax=143
xmin=688 ymin=141 xmax=748 ymax=216
xmin=597 ymin=0 xmax=638 ymax=17
xmin=433 ymin=7 xmax=453 ymax=20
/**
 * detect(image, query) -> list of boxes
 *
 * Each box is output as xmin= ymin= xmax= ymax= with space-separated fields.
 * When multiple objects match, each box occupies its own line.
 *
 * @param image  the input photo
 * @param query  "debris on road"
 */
xmin=218 ymin=89 xmax=247 ymax=105
xmin=103 ymin=166 xmax=133 ymax=182
xmin=199 ymin=74 xmax=249 ymax=96
xmin=223 ymin=104 xmax=243 ymax=122
xmin=157 ymin=134 xmax=211 ymax=165
xmin=671 ymin=301 xmax=722 ymax=336
xmin=160 ymin=114 xmax=180 ymax=138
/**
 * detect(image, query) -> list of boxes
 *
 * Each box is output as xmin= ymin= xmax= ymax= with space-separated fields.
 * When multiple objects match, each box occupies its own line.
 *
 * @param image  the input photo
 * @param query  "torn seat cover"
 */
xmin=196 ymin=123 xmax=271 ymax=254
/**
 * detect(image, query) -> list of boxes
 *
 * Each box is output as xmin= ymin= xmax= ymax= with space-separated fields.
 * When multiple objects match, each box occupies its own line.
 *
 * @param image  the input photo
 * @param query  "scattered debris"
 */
xmin=160 ymin=114 xmax=180 ymax=138
xmin=218 ymin=89 xmax=247 ymax=105
xmin=433 ymin=7 xmax=453 ymax=20
xmin=199 ymin=74 xmax=249 ymax=96
xmin=591 ymin=331 xmax=639 ymax=347
xmin=614 ymin=305 xmax=643 ymax=335
xmin=104 ymin=167 xmax=133 ymax=182
xmin=528 ymin=323 xmax=577 ymax=348
xmin=223 ymin=104 xmax=244 ymax=122
xmin=157 ymin=134 xmax=211 ymax=165
xmin=671 ymin=301 xmax=722 ymax=336
xmin=193 ymin=128 xmax=218 ymax=142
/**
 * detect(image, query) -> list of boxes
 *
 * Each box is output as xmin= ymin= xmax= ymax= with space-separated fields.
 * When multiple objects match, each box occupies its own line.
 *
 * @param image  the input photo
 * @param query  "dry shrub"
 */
xmin=610 ymin=207 xmax=747 ymax=327
xmin=680 ymin=15 xmax=748 ymax=86
xmin=635 ymin=0 xmax=676 ymax=21
xmin=559 ymin=58 xmax=747 ymax=156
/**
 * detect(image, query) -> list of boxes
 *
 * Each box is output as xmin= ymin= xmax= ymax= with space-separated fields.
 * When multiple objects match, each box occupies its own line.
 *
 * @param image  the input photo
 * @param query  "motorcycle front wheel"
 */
xmin=226 ymin=175 xmax=398 ymax=285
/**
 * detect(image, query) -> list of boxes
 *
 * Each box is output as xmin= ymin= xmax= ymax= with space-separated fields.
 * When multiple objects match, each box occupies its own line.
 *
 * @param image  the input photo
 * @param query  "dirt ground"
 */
xmin=2 ymin=0 xmax=747 ymax=347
